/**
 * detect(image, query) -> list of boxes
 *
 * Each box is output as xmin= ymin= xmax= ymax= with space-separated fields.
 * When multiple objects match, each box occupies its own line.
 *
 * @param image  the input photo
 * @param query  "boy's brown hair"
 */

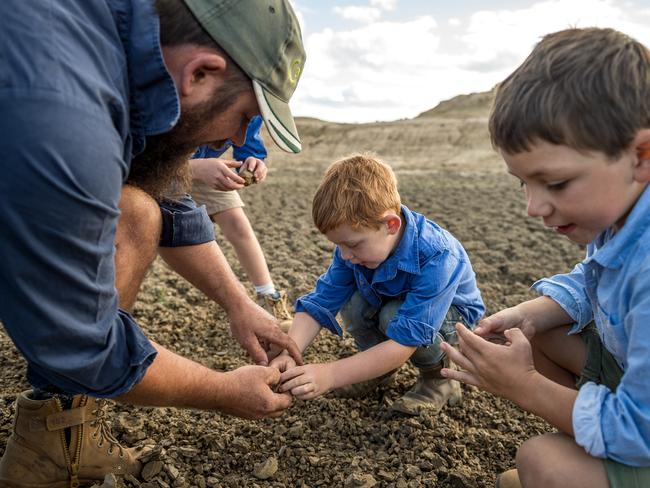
xmin=312 ymin=154 xmax=401 ymax=233
xmin=489 ymin=27 xmax=650 ymax=158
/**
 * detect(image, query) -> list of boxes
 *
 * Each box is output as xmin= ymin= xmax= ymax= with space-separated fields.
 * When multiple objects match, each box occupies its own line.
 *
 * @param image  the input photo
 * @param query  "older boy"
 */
xmin=190 ymin=116 xmax=293 ymax=330
xmin=441 ymin=28 xmax=650 ymax=488
xmin=271 ymin=154 xmax=484 ymax=414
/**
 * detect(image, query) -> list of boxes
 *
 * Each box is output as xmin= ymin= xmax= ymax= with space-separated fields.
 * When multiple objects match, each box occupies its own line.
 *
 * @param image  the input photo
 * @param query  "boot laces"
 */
xmin=90 ymin=400 xmax=125 ymax=458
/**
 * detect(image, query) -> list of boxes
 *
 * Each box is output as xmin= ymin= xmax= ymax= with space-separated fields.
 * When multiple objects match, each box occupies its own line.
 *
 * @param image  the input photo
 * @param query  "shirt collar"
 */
xmin=588 ymin=184 xmax=650 ymax=268
xmin=113 ymin=0 xmax=180 ymax=140
xmin=373 ymin=205 xmax=421 ymax=282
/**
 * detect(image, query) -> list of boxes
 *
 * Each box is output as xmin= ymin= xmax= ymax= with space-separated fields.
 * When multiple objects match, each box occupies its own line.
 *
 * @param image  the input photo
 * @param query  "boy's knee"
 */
xmin=340 ymin=292 xmax=370 ymax=328
xmin=117 ymin=185 xmax=161 ymax=255
xmin=516 ymin=435 xmax=554 ymax=487
xmin=216 ymin=210 xmax=254 ymax=242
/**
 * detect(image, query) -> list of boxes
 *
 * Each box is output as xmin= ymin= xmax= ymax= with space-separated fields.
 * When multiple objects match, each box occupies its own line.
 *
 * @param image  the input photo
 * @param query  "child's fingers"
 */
xmin=455 ymin=323 xmax=493 ymax=358
xmin=280 ymin=366 xmax=304 ymax=383
xmin=441 ymin=367 xmax=480 ymax=387
xmin=441 ymin=342 xmax=476 ymax=373
xmin=290 ymin=382 xmax=315 ymax=398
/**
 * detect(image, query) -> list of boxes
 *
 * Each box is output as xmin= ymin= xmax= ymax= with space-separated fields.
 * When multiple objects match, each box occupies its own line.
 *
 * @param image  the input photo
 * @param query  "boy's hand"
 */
xmin=269 ymin=351 xmax=296 ymax=372
xmin=474 ymin=305 xmax=536 ymax=342
xmin=241 ymin=157 xmax=267 ymax=184
xmin=191 ymin=158 xmax=246 ymax=191
xmin=279 ymin=363 xmax=334 ymax=400
xmin=441 ymin=324 xmax=538 ymax=405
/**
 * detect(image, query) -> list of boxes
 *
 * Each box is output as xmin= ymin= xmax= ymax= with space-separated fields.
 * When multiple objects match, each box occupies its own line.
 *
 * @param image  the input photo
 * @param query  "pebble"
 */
xmin=253 ymin=456 xmax=278 ymax=480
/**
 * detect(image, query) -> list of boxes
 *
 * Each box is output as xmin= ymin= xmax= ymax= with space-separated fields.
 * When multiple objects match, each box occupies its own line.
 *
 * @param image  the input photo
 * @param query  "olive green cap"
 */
xmin=183 ymin=0 xmax=306 ymax=153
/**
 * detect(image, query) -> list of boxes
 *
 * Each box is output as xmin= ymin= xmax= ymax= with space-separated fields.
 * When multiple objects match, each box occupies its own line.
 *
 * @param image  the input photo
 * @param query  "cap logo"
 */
xmin=289 ymin=59 xmax=302 ymax=85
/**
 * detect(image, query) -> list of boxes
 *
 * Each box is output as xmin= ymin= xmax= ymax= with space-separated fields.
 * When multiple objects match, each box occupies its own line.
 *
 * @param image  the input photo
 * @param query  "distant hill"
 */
xmin=416 ymin=89 xmax=495 ymax=119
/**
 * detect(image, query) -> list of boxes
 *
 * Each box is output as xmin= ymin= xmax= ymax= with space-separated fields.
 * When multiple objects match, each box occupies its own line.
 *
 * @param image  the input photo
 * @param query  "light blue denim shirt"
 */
xmin=295 ymin=205 xmax=485 ymax=346
xmin=532 ymin=185 xmax=650 ymax=466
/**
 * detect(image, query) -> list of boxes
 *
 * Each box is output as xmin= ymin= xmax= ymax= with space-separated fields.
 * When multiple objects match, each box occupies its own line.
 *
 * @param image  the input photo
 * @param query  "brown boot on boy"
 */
xmin=257 ymin=290 xmax=293 ymax=332
xmin=0 ymin=390 xmax=153 ymax=488
xmin=391 ymin=360 xmax=462 ymax=415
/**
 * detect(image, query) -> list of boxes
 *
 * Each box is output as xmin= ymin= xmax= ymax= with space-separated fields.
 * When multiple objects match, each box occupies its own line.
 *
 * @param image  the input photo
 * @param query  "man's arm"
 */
xmin=158 ymin=241 xmax=302 ymax=365
xmin=116 ymin=341 xmax=291 ymax=418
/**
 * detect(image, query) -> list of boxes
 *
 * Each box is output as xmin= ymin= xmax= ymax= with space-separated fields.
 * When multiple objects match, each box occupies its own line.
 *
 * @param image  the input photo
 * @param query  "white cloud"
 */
xmin=291 ymin=0 xmax=650 ymax=123
xmin=333 ymin=5 xmax=382 ymax=23
xmin=370 ymin=0 xmax=397 ymax=11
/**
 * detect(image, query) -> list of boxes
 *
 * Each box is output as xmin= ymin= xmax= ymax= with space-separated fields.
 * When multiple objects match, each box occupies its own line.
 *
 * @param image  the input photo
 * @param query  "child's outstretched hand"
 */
xmin=269 ymin=350 xmax=296 ymax=373
xmin=441 ymin=323 xmax=538 ymax=405
xmin=279 ymin=363 xmax=334 ymax=400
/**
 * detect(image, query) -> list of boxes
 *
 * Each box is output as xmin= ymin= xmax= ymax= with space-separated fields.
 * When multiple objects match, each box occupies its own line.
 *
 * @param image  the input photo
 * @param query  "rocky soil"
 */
xmin=0 ymin=91 xmax=584 ymax=487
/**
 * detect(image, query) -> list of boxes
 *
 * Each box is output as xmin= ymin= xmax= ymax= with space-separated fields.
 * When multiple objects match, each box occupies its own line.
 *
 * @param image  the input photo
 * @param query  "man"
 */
xmin=0 ymin=0 xmax=305 ymax=483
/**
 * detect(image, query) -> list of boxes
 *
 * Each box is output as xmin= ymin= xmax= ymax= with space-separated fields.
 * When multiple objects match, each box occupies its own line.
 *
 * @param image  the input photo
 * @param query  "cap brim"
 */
xmin=253 ymin=81 xmax=301 ymax=154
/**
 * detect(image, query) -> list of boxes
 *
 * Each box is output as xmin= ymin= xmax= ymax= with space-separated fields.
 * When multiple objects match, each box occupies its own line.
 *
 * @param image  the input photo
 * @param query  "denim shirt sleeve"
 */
xmin=295 ymin=248 xmax=356 ymax=336
xmin=572 ymin=272 xmax=650 ymax=466
xmin=385 ymin=250 xmax=479 ymax=346
xmin=0 ymin=97 xmax=157 ymax=397
xmin=232 ymin=116 xmax=267 ymax=161
xmin=159 ymin=195 xmax=215 ymax=247
xmin=531 ymin=261 xmax=593 ymax=331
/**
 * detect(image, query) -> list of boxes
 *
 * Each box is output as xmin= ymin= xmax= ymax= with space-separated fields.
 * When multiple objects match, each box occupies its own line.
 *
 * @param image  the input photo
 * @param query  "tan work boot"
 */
xmin=391 ymin=361 xmax=462 ymax=415
xmin=0 ymin=390 xmax=152 ymax=488
xmin=496 ymin=469 xmax=521 ymax=488
xmin=332 ymin=369 xmax=397 ymax=398
xmin=257 ymin=290 xmax=293 ymax=332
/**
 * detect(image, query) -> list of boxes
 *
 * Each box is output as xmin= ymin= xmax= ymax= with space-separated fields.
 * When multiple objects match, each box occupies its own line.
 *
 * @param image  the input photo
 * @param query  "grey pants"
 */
xmin=340 ymin=291 xmax=470 ymax=370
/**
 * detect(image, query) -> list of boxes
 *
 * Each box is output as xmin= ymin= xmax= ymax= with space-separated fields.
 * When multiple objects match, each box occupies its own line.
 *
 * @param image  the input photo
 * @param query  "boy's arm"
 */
xmin=269 ymin=312 xmax=322 ymax=371
xmin=279 ymin=340 xmax=415 ymax=400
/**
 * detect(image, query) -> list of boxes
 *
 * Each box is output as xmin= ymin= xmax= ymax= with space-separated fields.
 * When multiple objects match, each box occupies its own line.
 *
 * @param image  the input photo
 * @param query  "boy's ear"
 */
xmin=633 ymin=128 xmax=650 ymax=183
xmin=382 ymin=212 xmax=402 ymax=235
xmin=178 ymin=52 xmax=227 ymax=100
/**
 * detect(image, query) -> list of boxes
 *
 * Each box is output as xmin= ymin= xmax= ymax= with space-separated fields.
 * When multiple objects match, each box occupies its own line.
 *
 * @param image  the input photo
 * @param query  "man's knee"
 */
xmin=516 ymin=435 xmax=556 ymax=488
xmin=117 ymin=185 xmax=161 ymax=257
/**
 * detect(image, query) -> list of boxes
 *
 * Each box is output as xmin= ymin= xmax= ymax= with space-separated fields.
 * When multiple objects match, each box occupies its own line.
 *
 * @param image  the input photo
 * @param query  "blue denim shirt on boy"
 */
xmin=0 ymin=0 xmax=214 ymax=396
xmin=296 ymin=205 xmax=485 ymax=346
xmin=533 ymin=186 xmax=650 ymax=466
xmin=193 ymin=116 xmax=266 ymax=161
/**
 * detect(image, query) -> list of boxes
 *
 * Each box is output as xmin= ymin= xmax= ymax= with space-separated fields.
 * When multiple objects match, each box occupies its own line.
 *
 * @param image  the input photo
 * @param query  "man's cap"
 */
xmin=183 ymin=0 xmax=306 ymax=153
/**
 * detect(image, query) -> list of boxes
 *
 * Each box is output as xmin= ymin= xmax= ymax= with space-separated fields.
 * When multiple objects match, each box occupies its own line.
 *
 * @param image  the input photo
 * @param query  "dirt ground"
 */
xmin=0 ymin=91 xmax=584 ymax=487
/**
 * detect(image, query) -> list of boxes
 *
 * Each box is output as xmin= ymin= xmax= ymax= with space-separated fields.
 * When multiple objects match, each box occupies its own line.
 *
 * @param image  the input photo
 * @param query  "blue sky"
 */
xmin=288 ymin=0 xmax=650 ymax=123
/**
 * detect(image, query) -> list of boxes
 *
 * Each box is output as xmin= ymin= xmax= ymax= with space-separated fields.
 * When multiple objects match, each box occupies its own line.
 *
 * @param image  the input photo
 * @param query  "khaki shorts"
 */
xmin=191 ymin=180 xmax=244 ymax=216
xmin=578 ymin=324 xmax=650 ymax=487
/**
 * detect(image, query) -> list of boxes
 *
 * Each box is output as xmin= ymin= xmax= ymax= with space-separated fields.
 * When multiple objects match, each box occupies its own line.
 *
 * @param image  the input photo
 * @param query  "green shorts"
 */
xmin=578 ymin=325 xmax=650 ymax=488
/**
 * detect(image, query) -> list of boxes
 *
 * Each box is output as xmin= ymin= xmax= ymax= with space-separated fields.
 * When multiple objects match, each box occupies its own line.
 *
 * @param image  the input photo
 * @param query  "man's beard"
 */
xmin=127 ymin=96 xmax=230 ymax=200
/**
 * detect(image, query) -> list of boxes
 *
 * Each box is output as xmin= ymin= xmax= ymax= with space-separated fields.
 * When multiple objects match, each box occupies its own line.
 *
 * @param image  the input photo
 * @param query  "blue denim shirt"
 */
xmin=533 ymin=186 xmax=650 ymax=466
xmin=0 ymin=0 xmax=190 ymax=396
xmin=193 ymin=116 xmax=267 ymax=161
xmin=295 ymin=205 xmax=485 ymax=346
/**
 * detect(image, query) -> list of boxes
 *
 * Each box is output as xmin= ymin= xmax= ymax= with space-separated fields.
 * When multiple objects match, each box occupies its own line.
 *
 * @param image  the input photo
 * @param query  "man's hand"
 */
xmin=269 ymin=350 xmax=296 ymax=372
xmin=228 ymin=301 xmax=303 ymax=367
xmin=278 ymin=363 xmax=334 ymax=400
xmin=191 ymin=158 xmax=246 ymax=191
xmin=218 ymin=365 xmax=293 ymax=419
xmin=441 ymin=324 xmax=538 ymax=404
xmin=240 ymin=157 xmax=267 ymax=183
